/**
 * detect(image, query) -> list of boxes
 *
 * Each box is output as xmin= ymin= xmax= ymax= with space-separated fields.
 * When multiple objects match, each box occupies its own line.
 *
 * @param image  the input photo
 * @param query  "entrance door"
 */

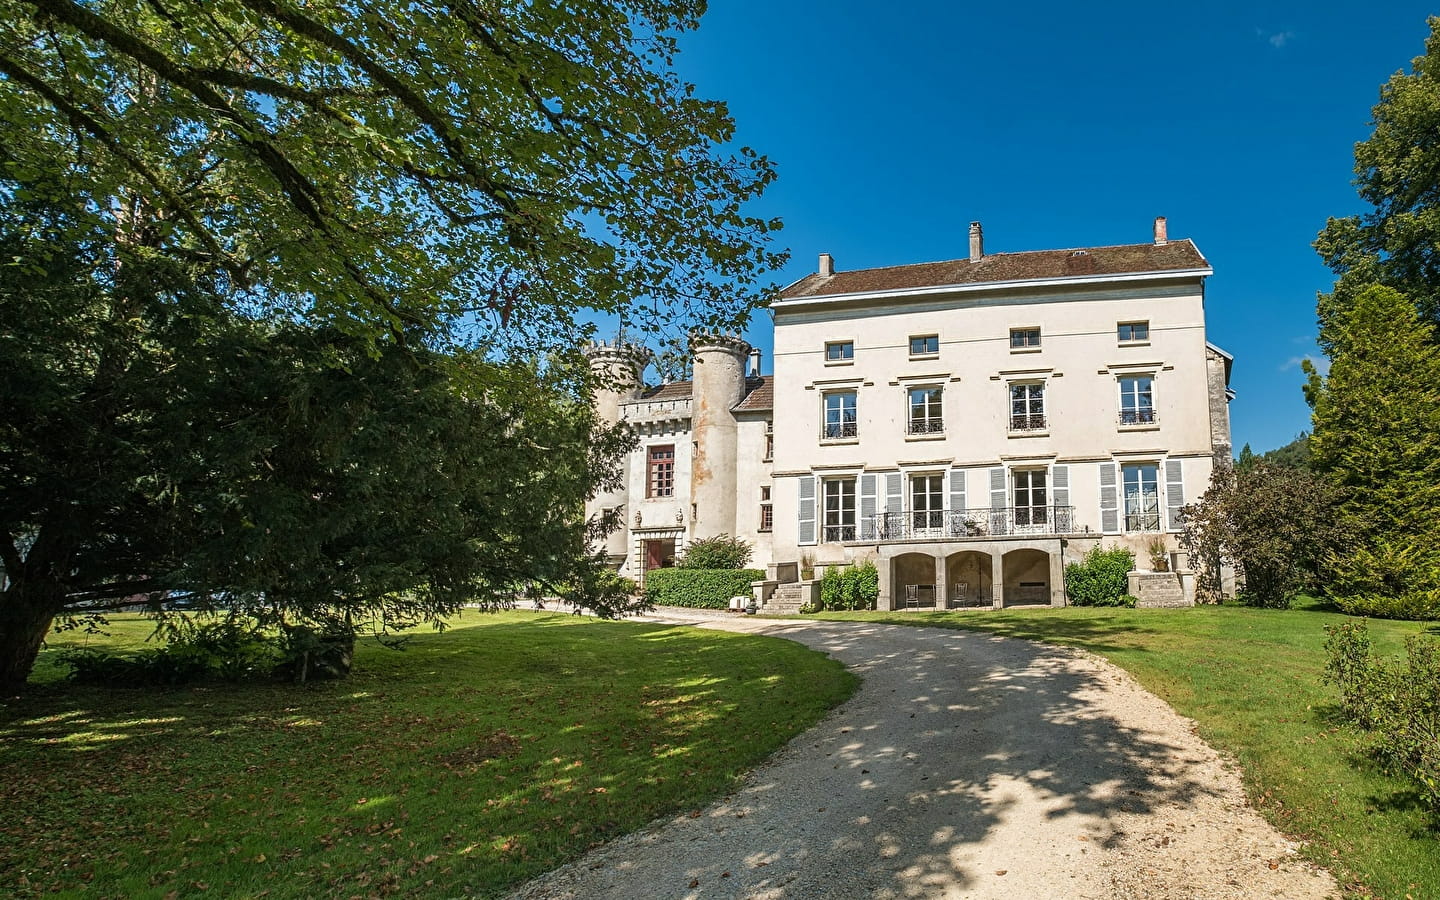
xmin=644 ymin=539 xmax=676 ymax=573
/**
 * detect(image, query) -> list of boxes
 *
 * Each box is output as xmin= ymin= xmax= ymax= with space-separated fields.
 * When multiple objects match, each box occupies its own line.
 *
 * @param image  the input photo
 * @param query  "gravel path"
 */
xmin=510 ymin=615 xmax=1337 ymax=899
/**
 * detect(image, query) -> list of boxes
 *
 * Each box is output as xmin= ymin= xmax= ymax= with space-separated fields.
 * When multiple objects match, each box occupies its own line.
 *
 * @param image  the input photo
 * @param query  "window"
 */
xmin=909 ymin=334 xmax=939 ymax=356
xmin=1119 ymin=375 xmax=1155 ymax=425
xmin=910 ymin=474 xmax=944 ymax=530
xmin=1009 ymin=383 xmax=1046 ymax=431
xmin=1013 ymin=469 xmax=1048 ymax=527
xmin=764 ymin=420 xmax=774 ymax=460
xmin=759 ymin=486 xmax=773 ymax=532
xmin=1010 ymin=327 xmax=1041 ymax=349
xmin=822 ymin=391 xmax=858 ymax=439
xmin=1122 ymin=463 xmax=1161 ymax=532
xmin=1118 ymin=321 xmax=1149 ymax=342
xmin=822 ymin=478 xmax=856 ymax=542
xmin=907 ymin=386 xmax=943 ymax=434
xmin=646 ymin=445 xmax=675 ymax=498
xmin=825 ymin=341 xmax=854 ymax=361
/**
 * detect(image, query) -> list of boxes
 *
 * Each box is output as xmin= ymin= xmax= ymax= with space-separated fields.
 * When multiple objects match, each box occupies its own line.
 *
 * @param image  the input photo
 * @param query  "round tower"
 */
xmin=584 ymin=340 xmax=647 ymax=566
xmin=689 ymin=333 xmax=750 ymax=541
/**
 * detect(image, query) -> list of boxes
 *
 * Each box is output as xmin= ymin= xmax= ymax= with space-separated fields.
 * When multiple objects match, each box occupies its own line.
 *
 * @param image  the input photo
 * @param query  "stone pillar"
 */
xmin=877 ymin=555 xmax=894 ymax=611
xmin=689 ymin=334 xmax=749 ymax=541
xmin=991 ymin=553 xmax=1005 ymax=609
xmin=1049 ymin=544 xmax=1066 ymax=607
xmin=584 ymin=341 xmax=647 ymax=566
xmin=934 ymin=554 xmax=948 ymax=611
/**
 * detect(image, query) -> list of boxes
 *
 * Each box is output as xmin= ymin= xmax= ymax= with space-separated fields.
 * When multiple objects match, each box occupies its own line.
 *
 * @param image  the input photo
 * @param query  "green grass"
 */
xmin=1 ymin=612 xmax=856 ymax=898
xmin=810 ymin=599 xmax=1439 ymax=899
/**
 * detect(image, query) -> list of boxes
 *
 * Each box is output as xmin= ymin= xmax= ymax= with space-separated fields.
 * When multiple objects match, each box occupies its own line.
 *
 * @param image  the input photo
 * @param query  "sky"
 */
xmin=648 ymin=0 xmax=1438 ymax=454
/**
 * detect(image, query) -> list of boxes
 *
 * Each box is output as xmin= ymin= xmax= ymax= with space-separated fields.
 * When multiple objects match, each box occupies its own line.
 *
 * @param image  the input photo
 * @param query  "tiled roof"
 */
xmin=732 ymin=376 xmax=772 ymax=412
xmin=631 ymin=376 xmax=773 ymax=412
xmin=778 ymin=240 xmax=1209 ymax=300
xmin=637 ymin=380 xmax=693 ymax=402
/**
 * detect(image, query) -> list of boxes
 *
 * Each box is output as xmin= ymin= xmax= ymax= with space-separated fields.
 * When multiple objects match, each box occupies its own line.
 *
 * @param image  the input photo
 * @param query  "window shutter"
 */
xmin=1051 ymin=464 xmax=1069 ymax=509
xmin=949 ymin=468 xmax=966 ymax=514
xmin=859 ymin=473 xmax=878 ymax=540
xmin=1165 ymin=459 xmax=1185 ymax=531
xmin=885 ymin=472 xmax=903 ymax=515
xmin=798 ymin=476 xmax=817 ymax=545
xmin=1099 ymin=463 xmax=1119 ymax=534
xmin=989 ymin=467 xmax=1006 ymax=508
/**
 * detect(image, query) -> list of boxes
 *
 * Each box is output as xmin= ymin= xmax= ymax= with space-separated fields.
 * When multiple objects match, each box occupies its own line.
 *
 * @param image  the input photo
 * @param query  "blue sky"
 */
xmin=659 ymin=0 xmax=1436 ymax=454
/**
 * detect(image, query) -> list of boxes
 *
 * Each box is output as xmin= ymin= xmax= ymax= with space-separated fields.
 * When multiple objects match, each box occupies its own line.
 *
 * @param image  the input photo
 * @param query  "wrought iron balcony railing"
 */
xmin=1009 ymin=413 xmax=1047 ymax=432
xmin=1119 ymin=408 xmax=1157 ymax=425
xmin=906 ymin=418 xmax=945 ymax=435
xmin=822 ymin=421 xmax=858 ymax=440
xmin=855 ymin=506 xmax=1078 ymax=541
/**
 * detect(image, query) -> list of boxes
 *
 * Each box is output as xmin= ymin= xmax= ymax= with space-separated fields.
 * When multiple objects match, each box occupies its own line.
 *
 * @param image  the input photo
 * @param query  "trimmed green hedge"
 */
xmin=643 ymin=568 xmax=765 ymax=609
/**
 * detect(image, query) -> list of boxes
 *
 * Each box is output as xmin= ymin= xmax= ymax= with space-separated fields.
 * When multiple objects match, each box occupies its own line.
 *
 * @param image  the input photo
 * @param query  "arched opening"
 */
xmin=892 ymin=552 xmax=939 ymax=609
xmin=1002 ymin=548 xmax=1051 ymax=607
xmin=945 ymin=551 xmax=993 ymax=608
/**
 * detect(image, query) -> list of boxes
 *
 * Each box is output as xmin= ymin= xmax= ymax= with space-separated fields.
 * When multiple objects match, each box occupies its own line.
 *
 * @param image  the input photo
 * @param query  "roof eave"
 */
xmin=772 ymin=267 xmax=1214 ymax=309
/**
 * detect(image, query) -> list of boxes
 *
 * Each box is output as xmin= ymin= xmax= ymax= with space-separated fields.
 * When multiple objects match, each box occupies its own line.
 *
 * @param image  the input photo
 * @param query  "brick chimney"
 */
xmin=969 ymin=222 xmax=983 ymax=262
xmin=1153 ymin=216 xmax=1168 ymax=246
xmin=818 ymin=252 xmax=835 ymax=276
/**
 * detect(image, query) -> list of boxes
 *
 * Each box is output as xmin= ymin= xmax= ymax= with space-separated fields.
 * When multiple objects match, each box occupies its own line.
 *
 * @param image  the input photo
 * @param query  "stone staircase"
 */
xmin=764 ymin=583 xmax=808 ymax=615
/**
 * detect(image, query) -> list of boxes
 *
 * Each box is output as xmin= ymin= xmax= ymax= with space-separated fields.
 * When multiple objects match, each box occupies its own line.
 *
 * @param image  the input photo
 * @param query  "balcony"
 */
xmin=1118 ymin=408 xmax=1156 ymax=426
xmin=906 ymin=418 xmax=944 ymax=436
xmin=857 ymin=506 xmax=1078 ymax=542
xmin=1009 ymin=413 xmax=1047 ymax=433
xmin=822 ymin=421 xmax=858 ymax=440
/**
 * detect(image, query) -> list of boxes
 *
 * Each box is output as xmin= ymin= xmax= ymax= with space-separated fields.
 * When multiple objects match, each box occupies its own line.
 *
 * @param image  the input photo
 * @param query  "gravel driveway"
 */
xmin=510 ymin=615 xmax=1336 ymax=899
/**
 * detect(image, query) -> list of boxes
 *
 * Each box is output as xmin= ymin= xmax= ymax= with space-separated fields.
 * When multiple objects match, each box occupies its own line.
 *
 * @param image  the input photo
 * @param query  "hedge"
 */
xmin=643 ymin=568 xmax=765 ymax=609
xmin=1065 ymin=545 xmax=1136 ymax=607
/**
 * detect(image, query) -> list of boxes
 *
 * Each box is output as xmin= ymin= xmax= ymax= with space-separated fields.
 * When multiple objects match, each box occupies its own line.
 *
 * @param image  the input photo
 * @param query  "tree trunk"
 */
xmin=0 ymin=578 xmax=66 ymax=691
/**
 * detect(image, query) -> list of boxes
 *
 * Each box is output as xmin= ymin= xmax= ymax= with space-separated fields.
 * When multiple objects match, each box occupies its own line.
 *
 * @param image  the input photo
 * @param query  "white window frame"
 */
xmin=1008 ymin=381 xmax=1046 ymax=432
xmin=1118 ymin=374 xmax=1156 ymax=426
xmin=1010 ymin=327 xmax=1042 ymax=350
xmin=906 ymin=385 xmax=943 ymax=435
xmin=825 ymin=340 xmax=854 ymax=363
xmin=1117 ymin=321 xmax=1150 ymax=344
xmin=1121 ymin=462 xmax=1162 ymax=532
xmin=821 ymin=390 xmax=858 ymax=440
xmin=908 ymin=334 xmax=939 ymax=357
xmin=822 ymin=477 xmax=857 ymax=542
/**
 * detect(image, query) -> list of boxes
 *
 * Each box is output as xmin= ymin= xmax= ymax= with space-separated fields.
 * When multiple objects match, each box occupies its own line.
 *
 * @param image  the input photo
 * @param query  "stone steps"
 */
xmin=765 ymin=584 xmax=807 ymax=614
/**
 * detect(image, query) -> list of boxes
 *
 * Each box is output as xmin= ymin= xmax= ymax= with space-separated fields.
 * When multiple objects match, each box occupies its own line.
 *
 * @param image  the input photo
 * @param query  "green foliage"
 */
xmin=818 ymin=562 xmax=879 ymax=611
xmin=677 ymin=534 xmax=753 ymax=570
xmin=1326 ymin=536 xmax=1440 ymax=620
xmin=1064 ymin=546 xmax=1135 ymax=607
xmin=642 ymin=569 xmax=764 ymax=609
xmin=1261 ymin=433 xmax=1312 ymax=471
xmin=1316 ymin=17 xmax=1440 ymax=334
xmin=60 ymin=619 xmax=281 ymax=686
xmin=1325 ymin=620 xmax=1440 ymax=821
xmin=1181 ymin=460 xmax=1348 ymax=608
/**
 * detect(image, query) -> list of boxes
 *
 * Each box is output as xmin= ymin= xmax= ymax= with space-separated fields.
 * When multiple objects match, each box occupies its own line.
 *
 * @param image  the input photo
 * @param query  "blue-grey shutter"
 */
xmin=885 ymin=472 xmax=903 ymax=514
xmin=948 ymin=468 xmax=966 ymax=514
xmin=798 ymin=476 xmax=817 ymax=545
xmin=989 ymin=466 xmax=1008 ymax=535
xmin=1165 ymin=459 xmax=1185 ymax=531
xmin=1099 ymin=463 xmax=1119 ymax=534
xmin=859 ymin=473 xmax=878 ymax=540
xmin=1051 ymin=465 xmax=1070 ymax=532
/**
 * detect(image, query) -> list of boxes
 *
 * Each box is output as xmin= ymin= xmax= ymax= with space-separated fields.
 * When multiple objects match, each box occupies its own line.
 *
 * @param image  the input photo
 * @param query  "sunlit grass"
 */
xmin=812 ymin=599 xmax=1439 ymax=899
xmin=2 ymin=612 xmax=856 ymax=898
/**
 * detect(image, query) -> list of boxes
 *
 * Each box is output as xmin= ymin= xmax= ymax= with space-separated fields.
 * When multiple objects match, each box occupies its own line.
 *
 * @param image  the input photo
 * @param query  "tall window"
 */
xmin=1010 ymin=327 xmax=1041 ymax=349
xmin=1118 ymin=321 xmax=1149 ymax=342
xmin=1119 ymin=376 xmax=1155 ymax=425
xmin=907 ymin=386 xmax=943 ymax=434
xmin=823 ymin=478 xmax=856 ymax=542
xmin=1009 ymin=383 xmax=1046 ymax=431
xmin=909 ymin=334 xmax=939 ymax=356
xmin=646 ymin=445 xmax=675 ymax=498
xmin=911 ymin=474 xmax=944 ymax=530
xmin=1013 ymin=469 xmax=1048 ymax=527
xmin=825 ymin=341 xmax=854 ymax=361
xmin=823 ymin=391 xmax=858 ymax=439
xmin=764 ymin=420 xmax=774 ymax=460
xmin=759 ymin=486 xmax=773 ymax=532
xmin=1123 ymin=463 xmax=1161 ymax=532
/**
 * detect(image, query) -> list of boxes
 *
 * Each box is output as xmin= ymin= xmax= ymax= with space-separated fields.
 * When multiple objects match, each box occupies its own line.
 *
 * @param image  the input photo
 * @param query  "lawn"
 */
xmin=1 ymin=611 xmax=856 ymax=898
xmin=812 ymin=599 xmax=1438 ymax=899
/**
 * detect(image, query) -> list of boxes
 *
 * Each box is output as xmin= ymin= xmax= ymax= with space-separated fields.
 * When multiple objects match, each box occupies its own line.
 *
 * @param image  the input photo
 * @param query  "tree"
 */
xmin=677 ymin=534 xmax=753 ymax=570
xmin=0 ymin=0 xmax=785 ymax=350
xmin=1261 ymin=433 xmax=1312 ymax=471
xmin=0 ymin=190 xmax=636 ymax=688
xmin=1315 ymin=16 xmax=1440 ymax=338
xmin=1181 ymin=460 xmax=1349 ymax=608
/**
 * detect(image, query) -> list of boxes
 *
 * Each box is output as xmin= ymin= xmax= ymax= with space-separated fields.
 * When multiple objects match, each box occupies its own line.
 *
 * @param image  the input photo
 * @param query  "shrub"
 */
xmin=818 ymin=561 xmax=879 ymax=611
xmin=1324 ymin=620 xmax=1440 ymax=821
xmin=1065 ymin=546 xmax=1135 ymax=607
xmin=60 ymin=618 xmax=281 ymax=686
xmin=1327 ymin=536 xmax=1440 ymax=620
xmin=643 ymin=568 xmax=764 ymax=609
xmin=677 ymin=534 xmax=753 ymax=570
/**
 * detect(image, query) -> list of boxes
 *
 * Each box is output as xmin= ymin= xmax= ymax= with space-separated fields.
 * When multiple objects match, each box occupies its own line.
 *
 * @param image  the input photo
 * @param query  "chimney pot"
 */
xmin=748 ymin=348 xmax=762 ymax=378
xmin=1153 ymin=216 xmax=1168 ymax=246
xmin=968 ymin=222 xmax=983 ymax=262
xmin=818 ymin=252 xmax=835 ymax=277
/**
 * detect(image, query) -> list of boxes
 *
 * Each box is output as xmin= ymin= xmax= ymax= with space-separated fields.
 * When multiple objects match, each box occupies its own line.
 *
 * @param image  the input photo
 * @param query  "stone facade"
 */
xmin=585 ymin=220 xmax=1234 ymax=608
